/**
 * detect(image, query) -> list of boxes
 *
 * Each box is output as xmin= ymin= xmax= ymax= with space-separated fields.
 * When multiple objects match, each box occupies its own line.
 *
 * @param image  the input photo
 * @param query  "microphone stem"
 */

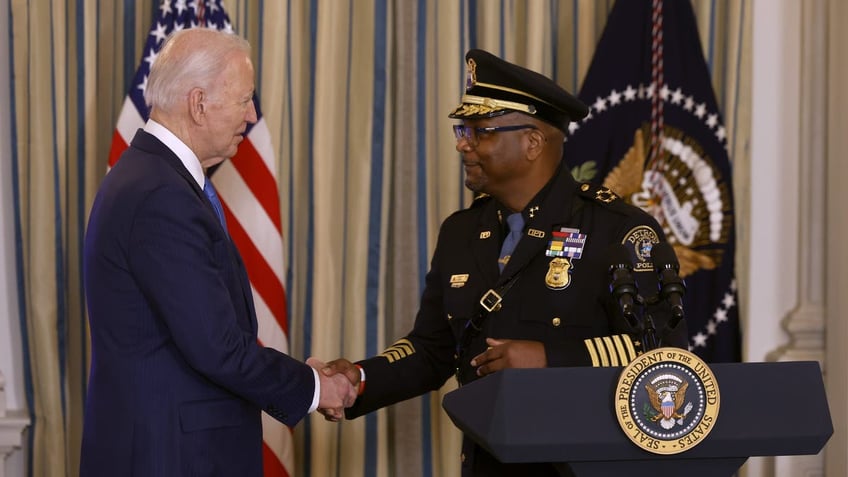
xmin=642 ymin=313 xmax=659 ymax=351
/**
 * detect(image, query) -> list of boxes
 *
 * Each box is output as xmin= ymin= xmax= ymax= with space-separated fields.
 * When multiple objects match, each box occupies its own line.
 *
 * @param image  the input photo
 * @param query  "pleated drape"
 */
xmin=7 ymin=1 xmax=749 ymax=476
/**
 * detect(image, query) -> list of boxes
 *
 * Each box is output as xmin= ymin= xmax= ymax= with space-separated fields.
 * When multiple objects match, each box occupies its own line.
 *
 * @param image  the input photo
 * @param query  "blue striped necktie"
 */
xmin=203 ymin=179 xmax=229 ymax=234
xmin=498 ymin=212 xmax=524 ymax=273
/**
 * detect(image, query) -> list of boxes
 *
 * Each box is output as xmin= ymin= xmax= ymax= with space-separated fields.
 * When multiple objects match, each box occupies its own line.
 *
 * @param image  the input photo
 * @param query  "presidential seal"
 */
xmin=614 ymin=347 xmax=719 ymax=455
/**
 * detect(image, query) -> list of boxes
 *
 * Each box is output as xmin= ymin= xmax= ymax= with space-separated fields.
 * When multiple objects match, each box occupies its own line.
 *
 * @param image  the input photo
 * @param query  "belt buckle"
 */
xmin=479 ymin=289 xmax=502 ymax=312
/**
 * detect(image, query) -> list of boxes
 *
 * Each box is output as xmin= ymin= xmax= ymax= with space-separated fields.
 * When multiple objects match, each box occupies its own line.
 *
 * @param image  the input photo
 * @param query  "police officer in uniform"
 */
xmin=321 ymin=49 xmax=688 ymax=477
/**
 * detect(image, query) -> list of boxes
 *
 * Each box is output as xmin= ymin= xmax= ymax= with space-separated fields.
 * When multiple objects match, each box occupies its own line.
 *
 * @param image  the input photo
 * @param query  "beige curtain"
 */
xmin=8 ymin=1 xmax=750 ymax=476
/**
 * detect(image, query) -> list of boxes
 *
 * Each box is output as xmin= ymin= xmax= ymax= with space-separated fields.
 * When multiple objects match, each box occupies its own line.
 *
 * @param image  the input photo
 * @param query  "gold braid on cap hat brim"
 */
xmin=453 ymin=94 xmax=538 ymax=117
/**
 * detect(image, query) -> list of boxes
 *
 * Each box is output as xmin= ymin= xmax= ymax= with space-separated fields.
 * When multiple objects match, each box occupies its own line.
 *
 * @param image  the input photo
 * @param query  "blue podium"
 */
xmin=442 ymin=362 xmax=832 ymax=477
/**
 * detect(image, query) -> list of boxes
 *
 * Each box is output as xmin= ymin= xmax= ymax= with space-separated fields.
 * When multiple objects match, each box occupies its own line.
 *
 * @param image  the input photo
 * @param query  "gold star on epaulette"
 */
xmin=578 ymin=183 xmax=619 ymax=204
xmin=595 ymin=187 xmax=618 ymax=203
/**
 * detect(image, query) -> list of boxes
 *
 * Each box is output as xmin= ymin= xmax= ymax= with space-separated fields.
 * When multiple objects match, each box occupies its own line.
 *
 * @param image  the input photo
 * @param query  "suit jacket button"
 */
xmin=552 ymin=317 xmax=561 ymax=327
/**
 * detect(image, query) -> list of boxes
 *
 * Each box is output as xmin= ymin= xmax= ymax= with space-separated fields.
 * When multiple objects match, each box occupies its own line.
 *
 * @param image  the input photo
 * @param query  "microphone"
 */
xmin=608 ymin=244 xmax=640 ymax=330
xmin=651 ymin=242 xmax=686 ymax=329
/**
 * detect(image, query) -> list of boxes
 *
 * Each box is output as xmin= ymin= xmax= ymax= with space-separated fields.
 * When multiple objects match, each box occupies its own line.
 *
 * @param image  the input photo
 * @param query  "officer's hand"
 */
xmin=469 ymin=338 xmax=546 ymax=377
xmin=309 ymin=357 xmax=361 ymax=422
xmin=323 ymin=358 xmax=361 ymax=392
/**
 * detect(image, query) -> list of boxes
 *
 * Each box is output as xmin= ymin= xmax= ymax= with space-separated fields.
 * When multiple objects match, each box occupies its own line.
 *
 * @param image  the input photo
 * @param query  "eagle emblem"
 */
xmin=573 ymin=126 xmax=733 ymax=278
xmin=645 ymin=374 xmax=693 ymax=429
xmin=615 ymin=348 xmax=720 ymax=455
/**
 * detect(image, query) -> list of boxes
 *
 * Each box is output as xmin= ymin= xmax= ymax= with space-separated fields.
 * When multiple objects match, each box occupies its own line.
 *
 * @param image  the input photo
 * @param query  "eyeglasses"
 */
xmin=453 ymin=124 xmax=538 ymax=147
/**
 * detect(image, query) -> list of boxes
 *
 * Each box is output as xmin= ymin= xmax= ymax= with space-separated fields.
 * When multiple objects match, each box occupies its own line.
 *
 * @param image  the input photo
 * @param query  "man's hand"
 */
xmin=323 ymin=358 xmax=361 ymax=390
xmin=469 ymin=338 xmax=546 ymax=377
xmin=307 ymin=357 xmax=357 ymax=421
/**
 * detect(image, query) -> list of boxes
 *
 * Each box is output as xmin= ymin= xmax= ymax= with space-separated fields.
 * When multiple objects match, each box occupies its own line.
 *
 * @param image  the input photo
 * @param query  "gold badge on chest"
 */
xmin=545 ymin=257 xmax=572 ymax=290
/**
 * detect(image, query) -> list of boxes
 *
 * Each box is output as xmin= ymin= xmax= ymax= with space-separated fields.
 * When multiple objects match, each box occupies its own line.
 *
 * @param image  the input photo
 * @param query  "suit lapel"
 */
xmin=131 ymin=129 xmax=259 ymax=335
xmin=131 ymin=130 xmax=205 ymax=197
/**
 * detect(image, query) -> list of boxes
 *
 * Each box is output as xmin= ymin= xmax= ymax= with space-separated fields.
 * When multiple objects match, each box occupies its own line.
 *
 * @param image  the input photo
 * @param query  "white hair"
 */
xmin=144 ymin=28 xmax=251 ymax=112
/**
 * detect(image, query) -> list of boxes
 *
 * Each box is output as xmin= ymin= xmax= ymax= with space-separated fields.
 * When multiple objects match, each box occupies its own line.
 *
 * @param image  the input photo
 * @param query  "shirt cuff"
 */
xmin=308 ymin=367 xmax=320 ymax=413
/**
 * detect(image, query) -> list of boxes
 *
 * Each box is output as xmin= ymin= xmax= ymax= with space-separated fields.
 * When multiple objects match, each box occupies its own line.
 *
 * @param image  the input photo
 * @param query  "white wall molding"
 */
xmin=0 ymin=372 xmax=28 ymax=477
xmin=767 ymin=0 xmax=828 ymax=367
xmin=768 ymin=1 xmax=828 ymax=476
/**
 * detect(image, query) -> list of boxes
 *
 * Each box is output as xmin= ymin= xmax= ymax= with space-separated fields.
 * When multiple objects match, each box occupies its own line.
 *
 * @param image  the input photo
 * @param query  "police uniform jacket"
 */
xmin=345 ymin=164 xmax=688 ymax=474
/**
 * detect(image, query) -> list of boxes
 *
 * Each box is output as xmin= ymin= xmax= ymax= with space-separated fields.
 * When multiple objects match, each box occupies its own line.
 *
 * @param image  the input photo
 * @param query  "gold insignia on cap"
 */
xmin=466 ymin=58 xmax=477 ymax=90
xmin=379 ymin=339 xmax=416 ymax=363
xmin=452 ymin=103 xmax=505 ymax=117
xmin=581 ymin=183 xmax=590 ymax=192
xmin=453 ymin=94 xmax=533 ymax=117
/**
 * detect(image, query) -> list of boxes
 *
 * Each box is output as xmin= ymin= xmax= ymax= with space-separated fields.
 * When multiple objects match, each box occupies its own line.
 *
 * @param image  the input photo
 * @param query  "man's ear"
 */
xmin=187 ymin=87 xmax=206 ymax=124
xmin=525 ymin=127 xmax=547 ymax=161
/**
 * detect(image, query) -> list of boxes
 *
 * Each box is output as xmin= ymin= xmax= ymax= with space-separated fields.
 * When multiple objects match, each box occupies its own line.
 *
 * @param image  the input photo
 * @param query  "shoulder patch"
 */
xmin=578 ymin=183 xmax=619 ymax=204
xmin=621 ymin=225 xmax=660 ymax=272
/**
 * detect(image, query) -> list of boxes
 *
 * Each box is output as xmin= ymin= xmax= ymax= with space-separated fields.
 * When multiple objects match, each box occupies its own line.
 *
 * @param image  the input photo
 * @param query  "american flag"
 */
xmin=107 ymin=1 xmax=294 ymax=475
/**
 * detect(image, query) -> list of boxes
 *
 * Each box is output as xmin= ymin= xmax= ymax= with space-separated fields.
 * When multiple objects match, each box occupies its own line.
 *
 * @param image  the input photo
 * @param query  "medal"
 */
xmin=546 ymin=227 xmax=587 ymax=259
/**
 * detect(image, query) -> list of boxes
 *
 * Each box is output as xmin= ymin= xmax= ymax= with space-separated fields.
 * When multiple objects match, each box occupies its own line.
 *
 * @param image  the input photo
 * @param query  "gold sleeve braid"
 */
xmin=379 ymin=339 xmax=415 ymax=363
xmin=584 ymin=334 xmax=640 ymax=367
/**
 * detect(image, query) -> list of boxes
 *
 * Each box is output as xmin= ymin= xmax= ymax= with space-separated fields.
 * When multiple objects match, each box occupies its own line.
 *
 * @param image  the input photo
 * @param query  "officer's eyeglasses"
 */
xmin=453 ymin=124 xmax=538 ymax=147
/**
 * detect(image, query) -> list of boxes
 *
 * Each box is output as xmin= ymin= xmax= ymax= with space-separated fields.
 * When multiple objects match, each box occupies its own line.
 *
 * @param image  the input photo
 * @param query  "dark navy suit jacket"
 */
xmin=81 ymin=130 xmax=313 ymax=476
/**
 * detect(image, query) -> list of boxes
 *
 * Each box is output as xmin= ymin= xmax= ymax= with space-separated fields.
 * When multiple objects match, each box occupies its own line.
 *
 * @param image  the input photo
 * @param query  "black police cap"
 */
xmin=448 ymin=49 xmax=589 ymax=132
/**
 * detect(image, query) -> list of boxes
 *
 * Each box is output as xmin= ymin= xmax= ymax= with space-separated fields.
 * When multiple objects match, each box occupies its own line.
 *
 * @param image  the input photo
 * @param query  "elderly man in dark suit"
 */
xmin=319 ymin=49 xmax=689 ymax=476
xmin=80 ymin=28 xmax=354 ymax=476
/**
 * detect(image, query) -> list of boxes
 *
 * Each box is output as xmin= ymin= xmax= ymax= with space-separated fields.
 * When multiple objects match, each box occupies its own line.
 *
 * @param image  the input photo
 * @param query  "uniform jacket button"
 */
xmin=552 ymin=317 xmax=561 ymax=327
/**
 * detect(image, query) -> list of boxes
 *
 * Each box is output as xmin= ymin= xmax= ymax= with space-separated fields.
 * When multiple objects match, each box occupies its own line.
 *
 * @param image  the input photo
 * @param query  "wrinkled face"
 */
xmin=455 ymin=114 xmax=536 ymax=196
xmin=199 ymin=53 xmax=257 ymax=167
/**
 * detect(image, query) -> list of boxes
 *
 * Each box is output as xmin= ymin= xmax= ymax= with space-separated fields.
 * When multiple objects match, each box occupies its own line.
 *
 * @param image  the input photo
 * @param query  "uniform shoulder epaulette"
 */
xmin=577 ymin=183 xmax=619 ymax=205
xmin=470 ymin=193 xmax=492 ymax=209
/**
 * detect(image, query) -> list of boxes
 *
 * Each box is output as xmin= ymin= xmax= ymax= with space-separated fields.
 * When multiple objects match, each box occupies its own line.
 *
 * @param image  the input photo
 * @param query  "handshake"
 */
xmin=306 ymin=357 xmax=360 ymax=422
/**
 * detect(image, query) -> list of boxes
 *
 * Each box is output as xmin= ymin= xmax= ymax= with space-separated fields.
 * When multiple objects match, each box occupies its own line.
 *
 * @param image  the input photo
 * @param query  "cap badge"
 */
xmin=465 ymin=58 xmax=477 ymax=91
